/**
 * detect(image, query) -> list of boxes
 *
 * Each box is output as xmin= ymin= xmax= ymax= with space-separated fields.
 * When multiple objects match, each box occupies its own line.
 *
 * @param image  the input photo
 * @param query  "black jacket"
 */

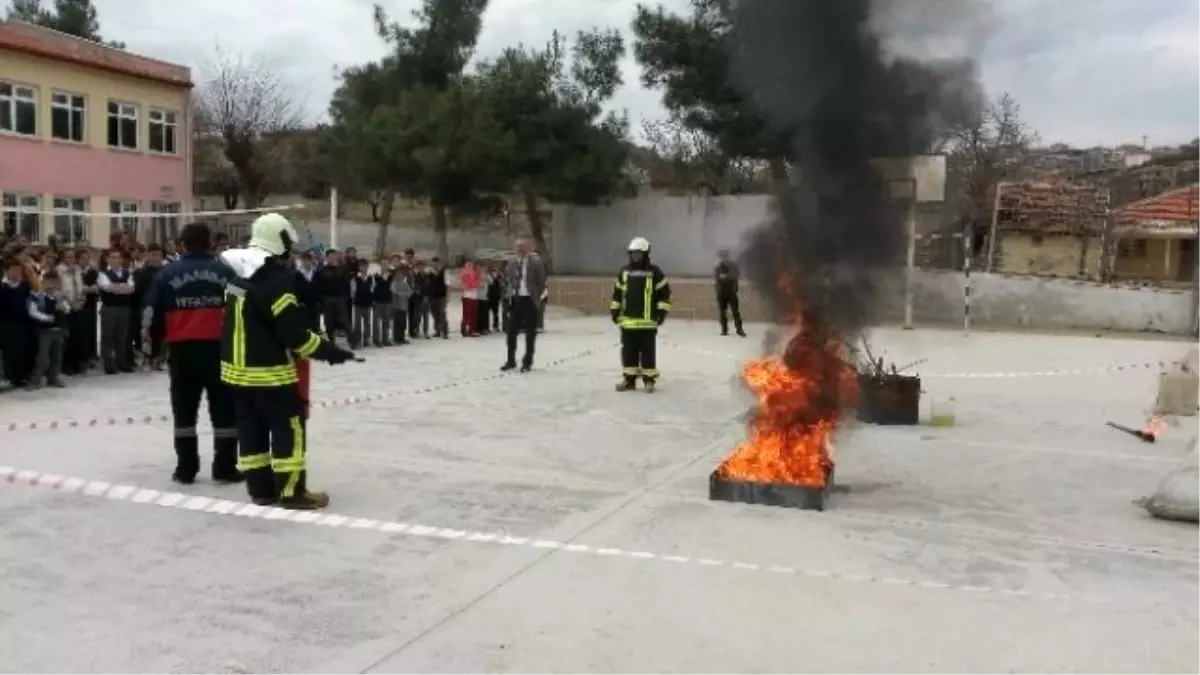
xmin=132 ymin=264 xmax=163 ymax=312
xmin=372 ymin=272 xmax=394 ymax=303
xmin=351 ymin=274 xmax=375 ymax=307
xmin=0 ymin=280 xmax=30 ymax=325
xmin=610 ymin=260 xmax=672 ymax=330
xmin=423 ymin=267 xmax=448 ymax=298
xmin=316 ymin=265 xmax=351 ymax=299
xmin=293 ymin=268 xmax=322 ymax=332
xmin=220 ymin=258 xmax=338 ymax=388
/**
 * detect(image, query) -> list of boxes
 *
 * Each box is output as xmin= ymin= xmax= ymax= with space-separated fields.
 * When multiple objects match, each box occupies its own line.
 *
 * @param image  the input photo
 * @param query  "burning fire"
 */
xmin=716 ymin=305 xmax=858 ymax=488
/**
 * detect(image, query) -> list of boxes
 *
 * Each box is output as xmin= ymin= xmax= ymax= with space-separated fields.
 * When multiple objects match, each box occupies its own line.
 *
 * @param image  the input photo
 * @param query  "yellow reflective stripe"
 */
xmin=642 ymin=279 xmax=652 ymax=321
xmin=619 ymin=271 xmax=629 ymax=314
xmin=294 ymin=333 xmax=321 ymax=358
xmin=275 ymin=416 xmax=306 ymax=499
xmin=220 ymin=362 xmax=299 ymax=387
xmin=656 ymin=302 xmax=671 ymax=311
xmin=271 ymin=293 xmax=299 ymax=317
xmin=622 ymin=367 xmax=640 ymax=375
xmin=609 ymin=301 xmax=621 ymax=310
xmin=238 ymin=452 xmax=271 ymax=471
xmin=641 ymin=368 xmax=660 ymax=377
xmin=281 ymin=471 xmax=301 ymax=498
xmin=619 ymin=318 xmax=657 ymax=329
xmin=232 ymin=297 xmax=246 ymax=368
xmin=655 ymin=277 xmax=669 ymax=289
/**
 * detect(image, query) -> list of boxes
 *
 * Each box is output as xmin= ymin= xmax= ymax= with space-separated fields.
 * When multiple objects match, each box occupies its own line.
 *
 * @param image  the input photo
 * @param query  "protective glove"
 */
xmin=655 ymin=311 xmax=667 ymax=326
xmin=611 ymin=310 xmax=620 ymax=325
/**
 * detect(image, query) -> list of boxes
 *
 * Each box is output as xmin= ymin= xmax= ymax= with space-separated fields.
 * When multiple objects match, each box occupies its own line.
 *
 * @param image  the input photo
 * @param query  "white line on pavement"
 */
xmin=0 ymin=464 xmax=1087 ymax=603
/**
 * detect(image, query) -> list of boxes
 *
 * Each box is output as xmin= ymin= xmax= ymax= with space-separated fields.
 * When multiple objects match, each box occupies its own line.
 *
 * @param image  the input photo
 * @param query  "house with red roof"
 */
xmin=1112 ymin=184 xmax=1198 ymax=282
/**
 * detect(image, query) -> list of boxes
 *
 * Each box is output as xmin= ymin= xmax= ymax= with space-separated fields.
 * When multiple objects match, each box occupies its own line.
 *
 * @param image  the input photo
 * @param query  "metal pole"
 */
xmin=963 ymin=219 xmax=973 ymax=335
xmin=329 ymin=187 xmax=339 ymax=250
xmin=985 ymin=182 xmax=1003 ymax=273
xmin=903 ymin=195 xmax=916 ymax=330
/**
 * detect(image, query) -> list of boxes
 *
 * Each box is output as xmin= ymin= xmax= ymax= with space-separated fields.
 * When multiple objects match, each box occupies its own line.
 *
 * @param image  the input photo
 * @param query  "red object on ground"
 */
xmin=297 ymin=358 xmax=311 ymax=420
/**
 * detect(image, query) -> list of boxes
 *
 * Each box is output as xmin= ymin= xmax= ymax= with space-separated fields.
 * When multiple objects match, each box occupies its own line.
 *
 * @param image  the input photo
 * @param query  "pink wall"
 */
xmin=0 ymin=134 xmax=190 ymax=204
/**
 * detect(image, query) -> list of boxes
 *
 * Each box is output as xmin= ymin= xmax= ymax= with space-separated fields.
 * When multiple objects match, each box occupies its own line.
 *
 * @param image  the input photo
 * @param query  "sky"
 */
xmin=90 ymin=0 xmax=1200 ymax=148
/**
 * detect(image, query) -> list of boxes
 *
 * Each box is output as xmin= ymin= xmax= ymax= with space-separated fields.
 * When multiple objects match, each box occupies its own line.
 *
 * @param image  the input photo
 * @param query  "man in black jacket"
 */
xmin=133 ymin=244 xmax=166 ymax=367
xmin=294 ymin=251 xmax=322 ymax=332
xmin=425 ymin=257 xmax=449 ymax=339
xmin=316 ymin=249 xmax=351 ymax=344
xmin=714 ymin=249 xmax=746 ymax=337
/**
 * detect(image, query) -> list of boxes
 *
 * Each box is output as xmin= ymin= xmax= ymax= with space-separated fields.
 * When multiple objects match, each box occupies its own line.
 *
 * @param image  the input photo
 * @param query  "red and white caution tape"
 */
xmin=920 ymin=360 xmax=1183 ymax=379
xmin=665 ymin=343 xmax=1182 ymax=380
xmin=0 ymin=464 xmax=1083 ymax=602
xmin=0 ymin=344 xmax=617 ymax=433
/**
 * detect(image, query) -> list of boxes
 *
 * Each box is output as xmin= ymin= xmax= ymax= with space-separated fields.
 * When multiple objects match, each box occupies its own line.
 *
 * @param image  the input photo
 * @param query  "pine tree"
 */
xmin=5 ymin=0 xmax=125 ymax=48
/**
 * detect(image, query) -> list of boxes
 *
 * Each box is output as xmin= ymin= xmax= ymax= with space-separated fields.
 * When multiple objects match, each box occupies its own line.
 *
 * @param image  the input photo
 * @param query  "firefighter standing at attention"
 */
xmin=220 ymin=213 xmax=356 ymax=510
xmin=143 ymin=222 xmax=241 ymax=485
xmin=610 ymin=236 xmax=671 ymax=393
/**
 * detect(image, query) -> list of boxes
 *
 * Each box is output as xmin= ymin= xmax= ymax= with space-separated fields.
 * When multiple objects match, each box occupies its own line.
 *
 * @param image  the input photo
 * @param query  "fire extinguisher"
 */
xmin=297 ymin=357 xmax=311 ymax=421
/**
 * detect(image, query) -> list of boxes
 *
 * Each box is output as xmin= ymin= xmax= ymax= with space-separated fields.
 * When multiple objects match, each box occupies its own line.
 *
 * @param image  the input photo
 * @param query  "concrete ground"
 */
xmin=1 ymin=309 xmax=1197 ymax=674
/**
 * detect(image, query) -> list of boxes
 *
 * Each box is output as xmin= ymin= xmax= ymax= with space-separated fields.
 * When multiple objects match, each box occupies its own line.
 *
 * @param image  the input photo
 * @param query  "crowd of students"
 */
xmin=298 ymin=247 xmax=514 ymax=348
xmin=0 ymin=229 xmax=538 ymax=393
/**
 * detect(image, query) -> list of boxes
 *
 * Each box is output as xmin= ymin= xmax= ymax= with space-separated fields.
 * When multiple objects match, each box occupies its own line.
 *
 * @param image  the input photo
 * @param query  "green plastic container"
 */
xmin=929 ymin=397 xmax=957 ymax=427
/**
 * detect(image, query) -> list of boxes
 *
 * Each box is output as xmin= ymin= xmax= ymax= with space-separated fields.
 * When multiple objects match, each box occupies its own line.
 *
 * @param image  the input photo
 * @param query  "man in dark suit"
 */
xmin=501 ymin=237 xmax=547 ymax=372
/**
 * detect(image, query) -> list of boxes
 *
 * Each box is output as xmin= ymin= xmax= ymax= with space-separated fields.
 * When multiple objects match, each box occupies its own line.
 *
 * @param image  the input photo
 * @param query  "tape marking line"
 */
xmin=0 ymin=344 xmax=619 ymax=434
xmin=1 ymin=465 xmax=1084 ymax=602
xmin=662 ymin=342 xmax=1181 ymax=380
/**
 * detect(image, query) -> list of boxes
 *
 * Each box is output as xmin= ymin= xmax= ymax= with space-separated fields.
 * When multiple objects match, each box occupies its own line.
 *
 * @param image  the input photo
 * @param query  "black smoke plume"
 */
xmin=727 ymin=0 xmax=986 ymax=344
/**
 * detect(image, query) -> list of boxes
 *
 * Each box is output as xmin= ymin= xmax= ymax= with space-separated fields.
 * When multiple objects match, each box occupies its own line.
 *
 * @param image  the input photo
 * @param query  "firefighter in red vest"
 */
xmin=143 ymin=223 xmax=241 ymax=485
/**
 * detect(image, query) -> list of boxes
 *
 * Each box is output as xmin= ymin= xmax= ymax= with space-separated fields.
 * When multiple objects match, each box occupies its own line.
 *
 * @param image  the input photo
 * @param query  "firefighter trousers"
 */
xmin=232 ymin=384 xmax=308 ymax=502
xmin=167 ymin=342 xmax=237 ymax=478
xmin=620 ymin=327 xmax=658 ymax=383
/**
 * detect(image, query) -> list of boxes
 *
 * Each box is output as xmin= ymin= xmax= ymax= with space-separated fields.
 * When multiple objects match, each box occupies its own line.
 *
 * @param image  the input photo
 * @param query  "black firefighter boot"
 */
xmin=277 ymin=472 xmax=330 ymax=510
xmin=172 ymin=436 xmax=200 ymax=485
xmin=211 ymin=438 xmax=244 ymax=485
xmin=615 ymin=375 xmax=637 ymax=392
xmin=642 ymin=377 xmax=657 ymax=394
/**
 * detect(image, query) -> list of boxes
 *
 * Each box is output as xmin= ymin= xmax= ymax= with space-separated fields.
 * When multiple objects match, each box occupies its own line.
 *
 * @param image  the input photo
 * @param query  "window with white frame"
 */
xmin=2 ymin=193 xmax=42 ymax=240
xmin=52 ymin=196 xmax=89 ymax=245
xmin=0 ymin=81 xmax=37 ymax=136
xmin=107 ymin=100 xmax=138 ymax=149
xmin=51 ymin=91 xmax=86 ymax=143
xmin=150 ymin=201 xmax=181 ymax=243
xmin=149 ymin=108 xmax=178 ymax=154
xmin=109 ymin=200 xmax=140 ymax=238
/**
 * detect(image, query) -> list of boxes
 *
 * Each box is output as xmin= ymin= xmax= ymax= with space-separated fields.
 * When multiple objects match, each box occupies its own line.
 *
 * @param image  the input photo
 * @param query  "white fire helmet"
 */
xmin=627 ymin=236 xmax=651 ymax=253
xmin=248 ymin=213 xmax=299 ymax=256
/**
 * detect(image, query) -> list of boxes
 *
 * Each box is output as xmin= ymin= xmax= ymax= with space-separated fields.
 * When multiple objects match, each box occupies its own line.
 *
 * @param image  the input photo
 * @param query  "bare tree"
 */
xmin=193 ymin=46 xmax=305 ymax=208
xmin=944 ymin=92 xmax=1038 ymax=220
xmin=641 ymin=115 xmax=764 ymax=195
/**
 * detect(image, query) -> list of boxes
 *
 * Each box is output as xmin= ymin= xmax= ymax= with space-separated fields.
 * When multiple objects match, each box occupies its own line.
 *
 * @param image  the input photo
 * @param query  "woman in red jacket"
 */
xmin=459 ymin=260 xmax=481 ymax=337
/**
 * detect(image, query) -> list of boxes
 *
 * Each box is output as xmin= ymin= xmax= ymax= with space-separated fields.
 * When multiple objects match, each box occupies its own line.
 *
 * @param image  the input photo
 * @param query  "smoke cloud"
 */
xmin=727 ymin=0 xmax=991 ymax=340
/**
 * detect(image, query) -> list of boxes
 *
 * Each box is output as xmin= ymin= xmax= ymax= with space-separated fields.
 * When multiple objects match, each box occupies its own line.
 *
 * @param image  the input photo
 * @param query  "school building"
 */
xmin=0 ymin=19 xmax=193 ymax=246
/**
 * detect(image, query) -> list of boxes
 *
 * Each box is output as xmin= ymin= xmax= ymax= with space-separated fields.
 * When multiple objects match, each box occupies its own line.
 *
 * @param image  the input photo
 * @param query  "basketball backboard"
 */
xmin=871 ymin=155 xmax=946 ymax=203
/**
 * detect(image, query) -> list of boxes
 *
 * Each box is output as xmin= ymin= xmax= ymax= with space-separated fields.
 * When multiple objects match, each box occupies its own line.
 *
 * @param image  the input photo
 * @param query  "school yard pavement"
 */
xmin=1 ymin=311 xmax=1196 ymax=673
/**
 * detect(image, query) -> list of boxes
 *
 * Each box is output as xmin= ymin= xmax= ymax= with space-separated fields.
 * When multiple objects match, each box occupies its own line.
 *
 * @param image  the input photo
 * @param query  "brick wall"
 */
xmin=997 ymin=233 xmax=1100 ymax=276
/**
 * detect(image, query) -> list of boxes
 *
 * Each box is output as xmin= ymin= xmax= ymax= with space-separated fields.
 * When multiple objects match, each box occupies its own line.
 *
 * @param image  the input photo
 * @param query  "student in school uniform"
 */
xmin=350 ymin=258 xmax=375 ymax=348
xmin=371 ymin=260 xmax=395 ymax=346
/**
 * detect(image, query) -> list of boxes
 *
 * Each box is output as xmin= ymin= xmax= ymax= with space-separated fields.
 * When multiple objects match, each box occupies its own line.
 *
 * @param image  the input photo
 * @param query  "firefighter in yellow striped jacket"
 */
xmin=610 ymin=236 xmax=672 ymax=393
xmin=219 ymin=213 xmax=355 ymax=510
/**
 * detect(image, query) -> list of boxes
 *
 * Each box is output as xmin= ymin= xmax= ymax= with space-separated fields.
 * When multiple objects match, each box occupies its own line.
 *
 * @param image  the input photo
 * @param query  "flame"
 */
xmin=716 ymin=298 xmax=858 ymax=488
